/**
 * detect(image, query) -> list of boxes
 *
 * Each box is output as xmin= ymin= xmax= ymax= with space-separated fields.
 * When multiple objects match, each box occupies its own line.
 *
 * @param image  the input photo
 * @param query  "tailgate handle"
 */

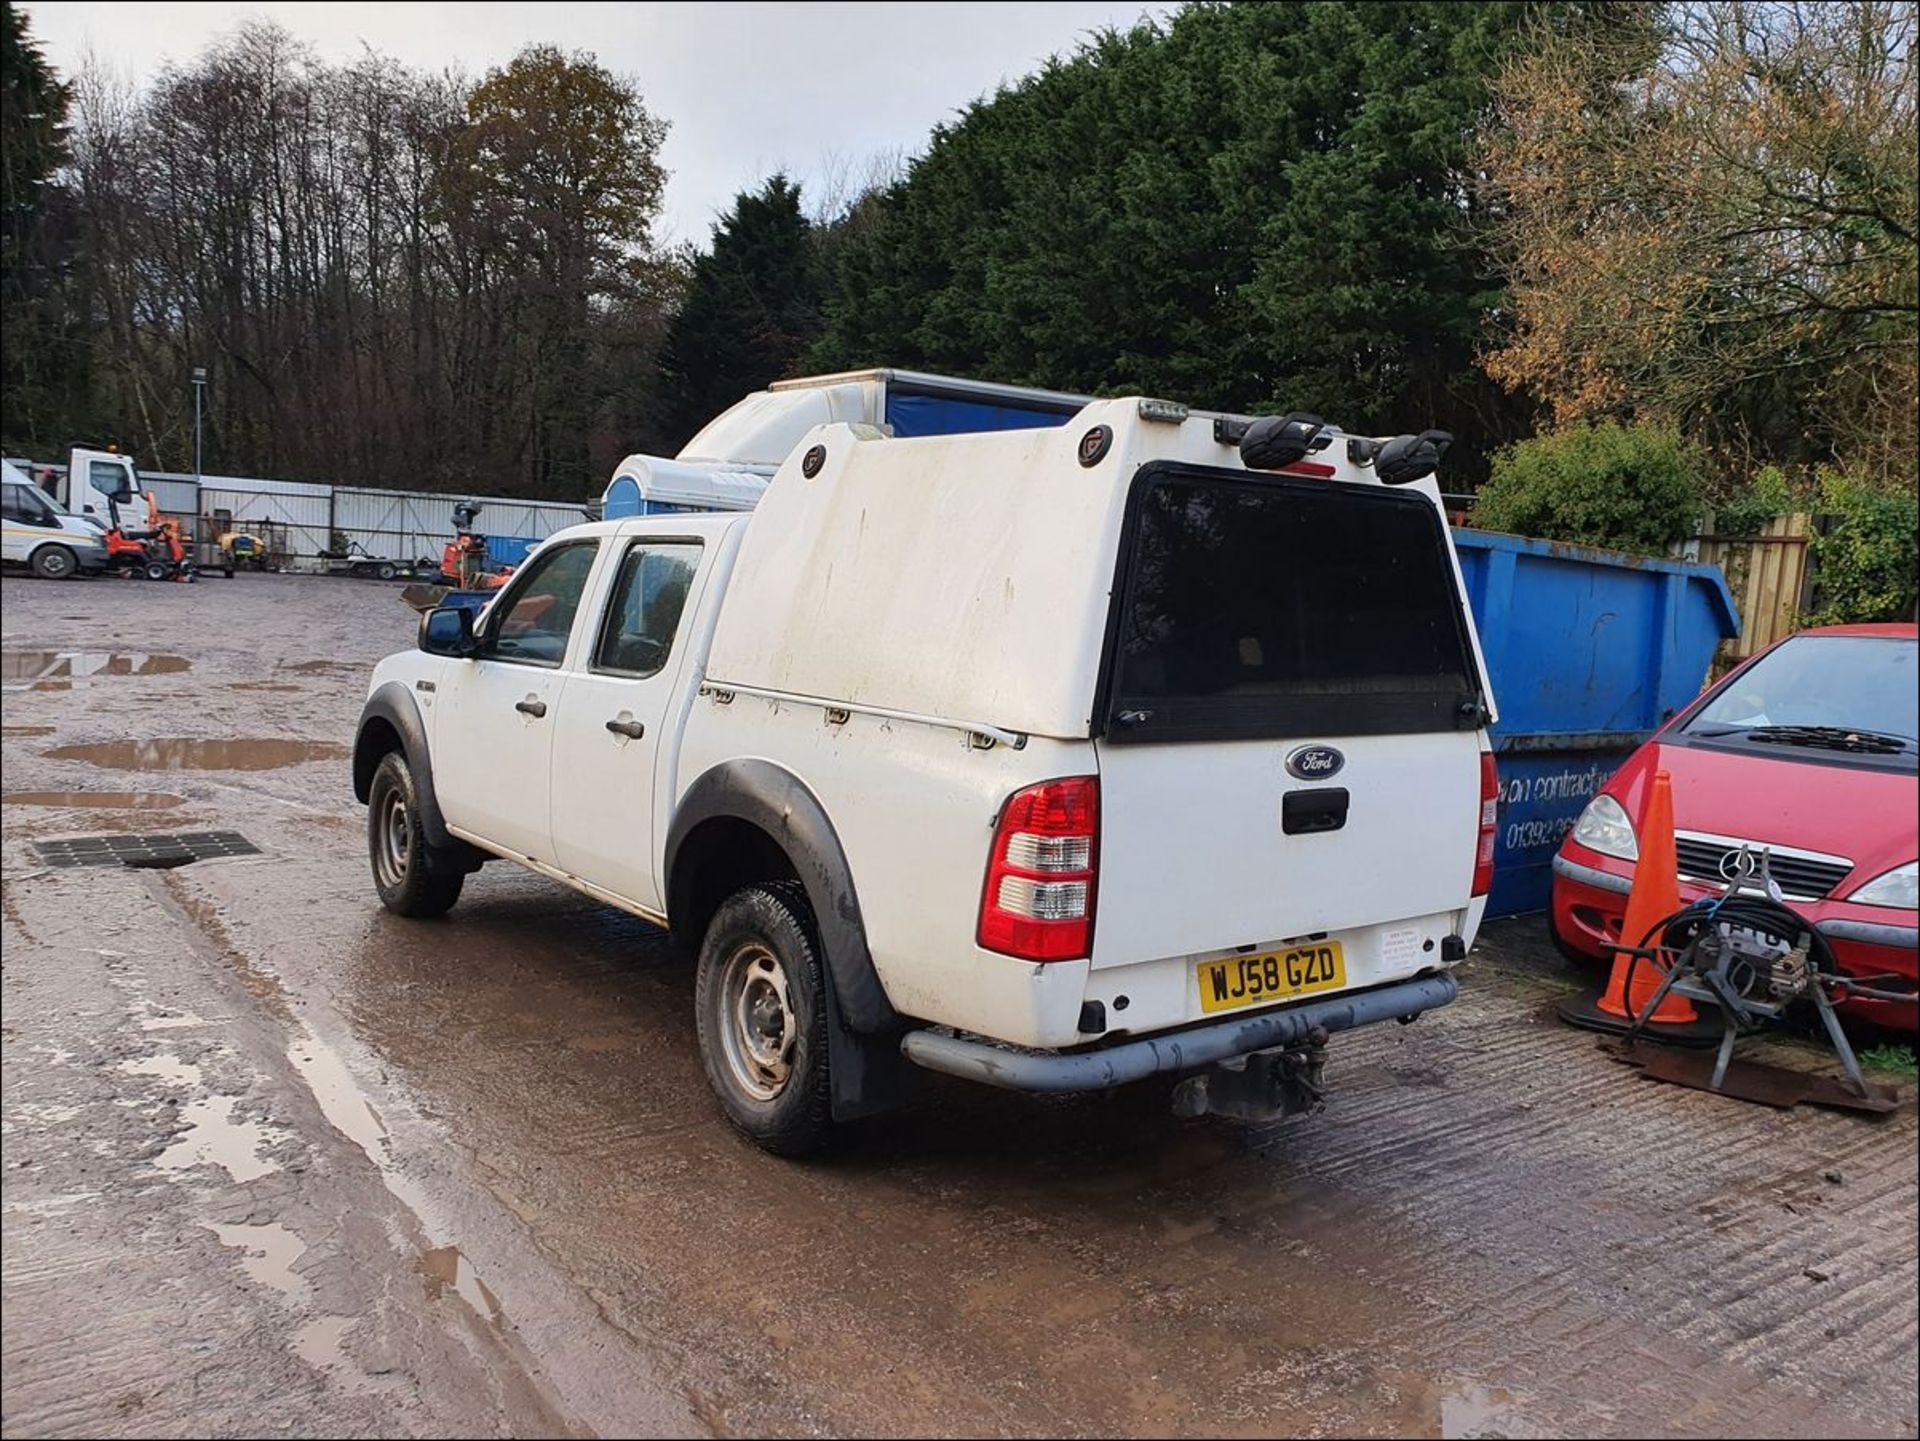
xmin=1282 ymin=787 xmax=1349 ymax=835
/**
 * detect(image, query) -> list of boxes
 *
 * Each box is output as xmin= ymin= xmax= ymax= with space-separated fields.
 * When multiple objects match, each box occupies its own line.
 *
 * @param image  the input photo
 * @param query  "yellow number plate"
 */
xmin=1196 ymin=942 xmax=1346 ymax=1015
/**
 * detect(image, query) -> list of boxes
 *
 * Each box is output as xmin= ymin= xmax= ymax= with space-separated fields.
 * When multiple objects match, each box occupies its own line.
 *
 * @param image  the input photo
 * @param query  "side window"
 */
xmin=486 ymin=542 xmax=600 ymax=668
xmin=89 ymin=460 xmax=132 ymax=500
xmin=4 ymin=485 xmax=53 ymax=525
xmin=593 ymin=541 xmax=702 ymax=679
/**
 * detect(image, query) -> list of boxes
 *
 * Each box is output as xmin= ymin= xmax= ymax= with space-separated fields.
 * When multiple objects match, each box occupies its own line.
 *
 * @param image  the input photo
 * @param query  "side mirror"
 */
xmin=1375 ymin=429 xmax=1453 ymax=485
xmin=419 ymin=605 xmax=477 ymax=657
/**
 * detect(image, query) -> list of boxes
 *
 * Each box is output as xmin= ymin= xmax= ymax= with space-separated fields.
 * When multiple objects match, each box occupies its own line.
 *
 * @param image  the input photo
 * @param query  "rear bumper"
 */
xmin=1550 ymin=851 xmax=1918 ymax=1032
xmin=900 ymin=972 xmax=1459 ymax=1092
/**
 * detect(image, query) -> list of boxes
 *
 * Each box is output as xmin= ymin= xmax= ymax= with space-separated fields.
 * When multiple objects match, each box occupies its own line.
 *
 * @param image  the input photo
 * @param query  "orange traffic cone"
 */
xmin=1597 ymin=772 xmax=1698 ymax=1024
xmin=1559 ymin=770 xmax=1722 ymax=1043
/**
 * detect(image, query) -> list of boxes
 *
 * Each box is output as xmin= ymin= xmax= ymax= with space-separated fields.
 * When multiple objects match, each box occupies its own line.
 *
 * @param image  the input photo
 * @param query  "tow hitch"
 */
xmin=1170 ymin=1026 xmax=1330 ymax=1123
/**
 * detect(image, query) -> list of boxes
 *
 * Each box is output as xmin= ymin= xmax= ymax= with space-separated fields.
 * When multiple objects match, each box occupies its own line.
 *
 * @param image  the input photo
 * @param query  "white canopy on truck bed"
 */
xmin=704 ymin=397 xmax=1491 ymax=743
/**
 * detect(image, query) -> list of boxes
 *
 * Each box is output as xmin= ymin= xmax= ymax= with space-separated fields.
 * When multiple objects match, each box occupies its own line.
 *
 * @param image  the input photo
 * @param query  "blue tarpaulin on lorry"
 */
xmin=884 ymin=392 xmax=1078 ymax=438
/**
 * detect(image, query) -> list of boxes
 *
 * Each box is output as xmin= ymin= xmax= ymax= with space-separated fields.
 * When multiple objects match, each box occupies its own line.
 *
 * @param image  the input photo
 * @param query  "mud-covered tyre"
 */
xmin=367 ymin=750 xmax=465 ymax=918
xmin=31 ymin=544 xmax=77 ymax=580
xmin=695 ymin=882 xmax=834 ymax=1157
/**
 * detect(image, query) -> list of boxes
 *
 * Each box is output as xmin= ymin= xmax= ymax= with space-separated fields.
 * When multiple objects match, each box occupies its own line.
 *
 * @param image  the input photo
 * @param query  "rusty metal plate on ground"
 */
xmin=1605 ymin=1041 xmax=1905 ymax=1114
xmin=31 ymin=831 xmax=261 ymax=870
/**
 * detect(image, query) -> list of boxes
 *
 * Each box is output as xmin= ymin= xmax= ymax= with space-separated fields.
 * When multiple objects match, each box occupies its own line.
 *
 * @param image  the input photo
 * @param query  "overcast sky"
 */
xmin=22 ymin=1 xmax=1165 ymax=246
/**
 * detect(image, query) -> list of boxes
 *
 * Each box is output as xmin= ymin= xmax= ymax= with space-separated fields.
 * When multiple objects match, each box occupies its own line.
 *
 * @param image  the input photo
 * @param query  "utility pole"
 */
xmin=191 ymin=367 xmax=208 ymax=482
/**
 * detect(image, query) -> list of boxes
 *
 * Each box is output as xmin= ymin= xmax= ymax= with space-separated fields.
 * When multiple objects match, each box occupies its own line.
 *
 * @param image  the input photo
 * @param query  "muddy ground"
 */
xmin=2 ymin=571 xmax=1915 ymax=1440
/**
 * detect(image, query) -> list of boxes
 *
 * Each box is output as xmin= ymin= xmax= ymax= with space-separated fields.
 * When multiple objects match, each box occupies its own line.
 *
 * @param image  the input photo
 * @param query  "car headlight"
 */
xmin=1571 ymin=793 xmax=1638 ymax=861
xmin=1848 ymin=861 xmax=1918 ymax=911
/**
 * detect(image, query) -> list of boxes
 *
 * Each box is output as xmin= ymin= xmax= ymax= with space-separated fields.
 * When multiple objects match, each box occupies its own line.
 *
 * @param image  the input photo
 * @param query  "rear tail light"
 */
xmin=1472 ymin=751 xmax=1498 ymax=898
xmin=979 ymin=776 xmax=1098 ymax=961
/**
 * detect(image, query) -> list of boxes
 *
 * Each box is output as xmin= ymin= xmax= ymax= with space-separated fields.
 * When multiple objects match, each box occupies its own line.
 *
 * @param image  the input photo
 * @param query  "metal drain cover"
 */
xmin=31 ymin=831 xmax=262 ymax=869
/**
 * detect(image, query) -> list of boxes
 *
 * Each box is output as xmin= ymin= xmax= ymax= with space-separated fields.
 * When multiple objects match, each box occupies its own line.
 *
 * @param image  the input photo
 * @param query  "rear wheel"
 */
xmin=695 ymin=882 xmax=833 ymax=1156
xmin=30 ymin=545 xmax=77 ymax=580
xmin=367 ymin=750 xmax=465 ymax=917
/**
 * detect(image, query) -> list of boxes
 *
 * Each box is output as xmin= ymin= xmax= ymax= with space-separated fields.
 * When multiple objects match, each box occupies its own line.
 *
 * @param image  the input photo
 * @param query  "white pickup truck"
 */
xmin=354 ymin=396 xmax=1498 ymax=1154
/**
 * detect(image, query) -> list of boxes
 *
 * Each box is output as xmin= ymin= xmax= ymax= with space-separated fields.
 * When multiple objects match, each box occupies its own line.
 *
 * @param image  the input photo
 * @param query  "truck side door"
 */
xmin=431 ymin=538 xmax=602 ymax=864
xmin=548 ymin=536 xmax=709 ymax=914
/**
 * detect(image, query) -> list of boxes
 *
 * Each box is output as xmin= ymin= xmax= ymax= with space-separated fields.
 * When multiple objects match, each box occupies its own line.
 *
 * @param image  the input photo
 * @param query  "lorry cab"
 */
xmin=1 ymin=460 xmax=109 ymax=579
xmin=51 ymin=446 xmax=141 ymax=527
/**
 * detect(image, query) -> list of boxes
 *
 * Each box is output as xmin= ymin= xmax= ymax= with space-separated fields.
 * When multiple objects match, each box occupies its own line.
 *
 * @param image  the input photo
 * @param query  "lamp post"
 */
xmin=191 ymin=367 xmax=208 ymax=483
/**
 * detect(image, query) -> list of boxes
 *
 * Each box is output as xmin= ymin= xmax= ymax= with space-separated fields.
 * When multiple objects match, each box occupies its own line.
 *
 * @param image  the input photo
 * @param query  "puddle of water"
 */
xmin=120 ymin=1055 xmax=204 ymax=1087
xmin=119 ymin=1053 xmax=288 ymax=1183
xmin=1 ymin=651 xmax=190 ymax=680
xmin=419 ymin=1246 xmax=507 ymax=1328
xmin=1 ymin=652 xmax=57 ymax=681
xmin=227 ymin=681 xmax=302 ymax=692
xmin=1441 ymin=1378 xmax=1541 ymax=1439
xmin=288 ymin=1038 xmax=391 ymax=1158
xmin=280 ymin=660 xmax=359 ymax=674
xmin=156 ymin=1096 xmax=288 ymax=1183
xmin=285 ymin=1028 xmax=511 ymax=1334
xmin=43 ymin=738 xmax=347 ymax=771
xmin=292 ymin=1314 xmax=354 ymax=1369
xmin=3 ymin=790 xmax=186 ymax=810
xmin=210 ymin=1222 xmax=308 ymax=1297
xmin=2 ymin=725 xmax=56 ymax=737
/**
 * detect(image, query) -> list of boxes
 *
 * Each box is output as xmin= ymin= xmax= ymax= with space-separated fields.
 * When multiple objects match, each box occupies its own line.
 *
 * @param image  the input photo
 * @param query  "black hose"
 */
xmin=1617 ymin=890 xmax=1844 ymax=1027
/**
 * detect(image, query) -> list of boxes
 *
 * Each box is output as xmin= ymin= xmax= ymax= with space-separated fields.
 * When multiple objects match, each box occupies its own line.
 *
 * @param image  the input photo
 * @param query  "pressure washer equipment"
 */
xmin=1616 ymin=848 xmax=1912 ymax=1098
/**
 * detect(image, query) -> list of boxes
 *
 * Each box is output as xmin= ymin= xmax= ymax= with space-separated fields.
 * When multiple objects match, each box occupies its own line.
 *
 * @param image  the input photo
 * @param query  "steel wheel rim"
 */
xmin=43 ymin=550 xmax=73 ymax=577
xmin=375 ymin=787 xmax=411 ymax=888
xmin=718 ymin=941 xmax=796 ymax=1101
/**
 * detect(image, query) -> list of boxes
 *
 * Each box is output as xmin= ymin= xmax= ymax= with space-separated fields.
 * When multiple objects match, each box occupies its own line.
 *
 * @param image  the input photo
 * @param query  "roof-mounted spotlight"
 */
xmin=1239 ymin=412 xmax=1330 ymax=471
xmin=1370 ymin=429 xmax=1453 ymax=485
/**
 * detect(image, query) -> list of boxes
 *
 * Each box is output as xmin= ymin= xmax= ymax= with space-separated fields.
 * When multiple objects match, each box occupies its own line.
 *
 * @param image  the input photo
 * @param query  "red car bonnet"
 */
xmin=1603 ymin=737 xmax=1918 ymax=887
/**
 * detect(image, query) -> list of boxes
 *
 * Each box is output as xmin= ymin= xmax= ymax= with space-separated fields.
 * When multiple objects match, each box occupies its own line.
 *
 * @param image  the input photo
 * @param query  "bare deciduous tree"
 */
xmin=1480 ymin=0 xmax=1919 ymax=482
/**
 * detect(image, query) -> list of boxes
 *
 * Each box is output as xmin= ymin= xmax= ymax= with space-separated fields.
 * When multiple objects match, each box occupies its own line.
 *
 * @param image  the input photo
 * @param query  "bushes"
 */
xmin=1710 ymin=465 xmax=1798 ymax=537
xmin=1471 ymin=420 xmax=1706 ymax=554
xmin=1807 ymin=472 xmax=1919 ymax=624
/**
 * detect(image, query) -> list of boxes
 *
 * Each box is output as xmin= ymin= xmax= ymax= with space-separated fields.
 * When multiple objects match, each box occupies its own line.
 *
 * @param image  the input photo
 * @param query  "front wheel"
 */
xmin=695 ymin=882 xmax=834 ymax=1156
xmin=367 ymin=750 xmax=465 ymax=917
xmin=142 ymin=560 xmax=171 ymax=581
xmin=31 ymin=545 xmax=77 ymax=580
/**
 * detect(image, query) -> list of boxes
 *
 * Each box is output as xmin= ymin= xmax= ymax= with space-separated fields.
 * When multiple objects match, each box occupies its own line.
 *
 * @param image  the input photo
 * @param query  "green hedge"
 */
xmin=1807 ymin=472 xmax=1919 ymax=624
xmin=1472 ymin=421 xmax=1705 ymax=555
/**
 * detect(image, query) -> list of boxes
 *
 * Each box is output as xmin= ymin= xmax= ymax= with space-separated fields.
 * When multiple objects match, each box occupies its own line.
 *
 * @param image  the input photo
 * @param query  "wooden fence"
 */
xmin=1692 ymin=513 xmax=1814 ymax=669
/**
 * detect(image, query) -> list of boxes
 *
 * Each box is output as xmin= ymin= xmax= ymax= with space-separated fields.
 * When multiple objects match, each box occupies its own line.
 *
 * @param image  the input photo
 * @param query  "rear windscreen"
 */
xmin=1101 ymin=466 xmax=1484 ymax=743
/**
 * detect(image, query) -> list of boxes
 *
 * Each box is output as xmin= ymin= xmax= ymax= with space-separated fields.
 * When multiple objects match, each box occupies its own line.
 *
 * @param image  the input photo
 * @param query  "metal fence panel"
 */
xmin=330 ymin=488 xmax=459 ymax=563
xmin=11 ymin=456 xmax=596 ymax=561
xmin=330 ymin=487 xmax=591 ymax=561
xmin=196 ymin=476 xmax=333 ymax=557
xmin=143 ymin=477 xmax=200 ymax=517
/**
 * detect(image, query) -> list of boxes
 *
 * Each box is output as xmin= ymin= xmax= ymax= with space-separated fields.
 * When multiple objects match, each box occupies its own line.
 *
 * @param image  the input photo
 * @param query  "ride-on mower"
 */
xmin=102 ymin=491 xmax=195 ymax=581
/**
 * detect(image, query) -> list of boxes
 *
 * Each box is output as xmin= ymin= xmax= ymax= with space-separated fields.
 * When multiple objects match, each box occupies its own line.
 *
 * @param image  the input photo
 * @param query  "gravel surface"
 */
xmin=3 ymin=570 xmax=1915 ymax=1439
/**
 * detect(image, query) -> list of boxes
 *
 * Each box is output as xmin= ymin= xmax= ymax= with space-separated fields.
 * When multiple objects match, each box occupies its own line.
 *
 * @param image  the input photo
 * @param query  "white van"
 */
xmin=359 ymin=397 xmax=1497 ymax=1154
xmin=1 ymin=461 xmax=109 ymax=579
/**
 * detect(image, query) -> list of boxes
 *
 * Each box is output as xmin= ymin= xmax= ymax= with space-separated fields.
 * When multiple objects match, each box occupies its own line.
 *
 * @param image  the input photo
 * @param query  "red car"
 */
xmin=1551 ymin=623 xmax=1918 ymax=1032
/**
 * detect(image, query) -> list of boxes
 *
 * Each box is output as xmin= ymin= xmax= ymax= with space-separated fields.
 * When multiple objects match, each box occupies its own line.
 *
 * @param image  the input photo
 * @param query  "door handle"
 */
xmin=605 ymin=716 xmax=646 ymax=740
xmin=515 ymin=696 xmax=547 ymax=718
